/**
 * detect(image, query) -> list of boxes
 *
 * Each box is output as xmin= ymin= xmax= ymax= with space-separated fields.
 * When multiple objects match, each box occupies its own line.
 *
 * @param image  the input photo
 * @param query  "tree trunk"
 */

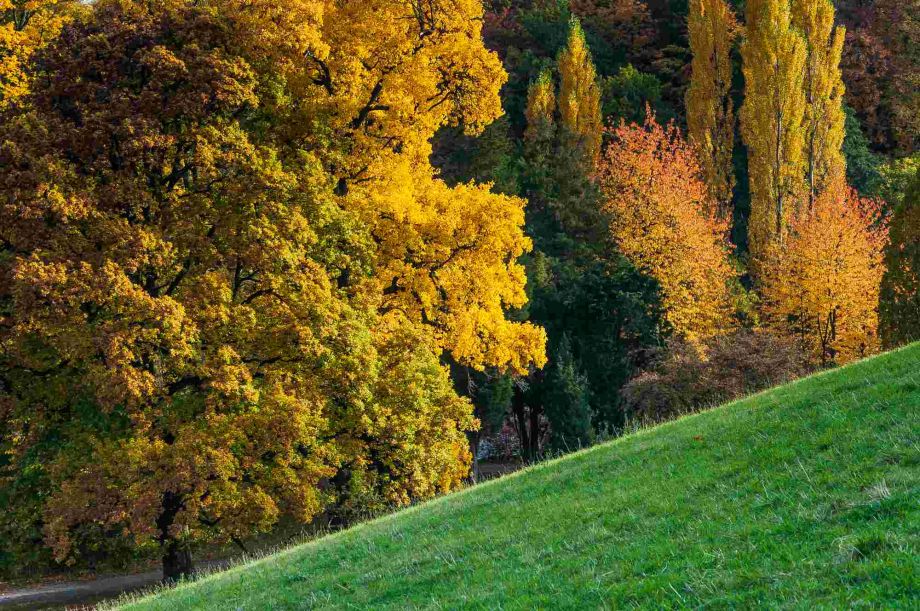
xmin=162 ymin=538 xmax=193 ymax=582
xmin=157 ymin=491 xmax=193 ymax=582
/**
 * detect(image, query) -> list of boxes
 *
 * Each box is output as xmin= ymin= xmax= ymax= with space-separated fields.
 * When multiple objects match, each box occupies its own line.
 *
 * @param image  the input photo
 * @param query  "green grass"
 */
xmin=123 ymin=344 xmax=920 ymax=609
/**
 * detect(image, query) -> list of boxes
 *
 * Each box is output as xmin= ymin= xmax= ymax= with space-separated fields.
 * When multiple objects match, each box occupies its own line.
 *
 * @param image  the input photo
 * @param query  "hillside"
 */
xmin=122 ymin=344 xmax=920 ymax=609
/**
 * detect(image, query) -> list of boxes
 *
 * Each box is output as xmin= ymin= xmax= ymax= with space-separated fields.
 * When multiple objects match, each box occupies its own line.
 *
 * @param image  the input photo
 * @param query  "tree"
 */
xmin=792 ymin=0 xmax=846 ymax=207
xmin=543 ymin=333 xmax=593 ymax=452
xmin=758 ymin=181 xmax=887 ymax=365
xmin=598 ymin=112 xmax=737 ymax=341
xmin=0 ymin=0 xmax=545 ymax=580
xmin=880 ymin=167 xmax=920 ymax=347
xmin=557 ymin=16 xmax=602 ymax=169
xmin=0 ymin=0 xmax=80 ymax=108
xmin=740 ymin=0 xmax=807 ymax=263
xmin=686 ymin=0 xmax=739 ymax=217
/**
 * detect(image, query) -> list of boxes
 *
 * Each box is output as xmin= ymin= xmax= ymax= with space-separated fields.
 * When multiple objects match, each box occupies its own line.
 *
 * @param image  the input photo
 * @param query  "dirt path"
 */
xmin=0 ymin=561 xmax=228 ymax=610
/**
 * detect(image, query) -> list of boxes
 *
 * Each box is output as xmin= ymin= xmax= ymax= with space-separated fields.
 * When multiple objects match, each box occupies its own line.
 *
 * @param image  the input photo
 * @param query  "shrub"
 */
xmin=622 ymin=330 xmax=814 ymax=423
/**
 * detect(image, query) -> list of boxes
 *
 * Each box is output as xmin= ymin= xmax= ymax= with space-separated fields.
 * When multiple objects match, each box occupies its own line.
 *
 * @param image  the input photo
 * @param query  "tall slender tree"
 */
xmin=880 ymin=167 xmax=920 ymax=347
xmin=524 ymin=68 xmax=557 ymax=154
xmin=792 ymin=0 xmax=846 ymax=207
xmin=686 ymin=0 xmax=739 ymax=218
xmin=740 ymin=0 xmax=807 ymax=263
xmin=557 ymin=17 xmax=602 ymax=169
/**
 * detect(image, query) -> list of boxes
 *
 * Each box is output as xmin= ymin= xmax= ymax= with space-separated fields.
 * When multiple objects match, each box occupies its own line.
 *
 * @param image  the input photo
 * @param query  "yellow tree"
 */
xmin=557 ymin=16 xmax=602 ymax=169
xmin=0 ymin=0 xmax=79 ymax=108
xmin=792 ymin=0 xmax=846 ymax=207
xmin=256 ymin=0 xmax=548 ymax=374
xmin=525 ymin=68 xmax=556 ymax=150
xmin=740 ymin=0 xmax=807 ymax=263
xmin=598 ymin=112 xmax=737 ymax=341
xmin=759 ymin=181 xmax=887 ymax=364
xmin=686 ymin=0 xmax=739 ymax=218
xmin=1 ymin=0 xmax=545 ymax=580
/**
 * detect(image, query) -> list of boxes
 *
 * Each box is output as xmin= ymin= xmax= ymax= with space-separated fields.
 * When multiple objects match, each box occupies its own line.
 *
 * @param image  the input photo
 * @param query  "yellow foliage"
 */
xmin=557 ymin=17 xmax=602 ymax=168
xmin=792 ymin=0 xmax=846 ymax=204
xmin=740 ymin=0 xmax=807 ymax=264
xmin=598 ymin=113 xmax=737 ymax=341
xmin=0 ymin=0 xmax=81 ymax=108
xmin=759 ymin=182 xmax=887 ymax=364
xmin=686 ymin=0 xmax=739 ymax=217
xmin=525 ymin=68 xmax=556 ymax=147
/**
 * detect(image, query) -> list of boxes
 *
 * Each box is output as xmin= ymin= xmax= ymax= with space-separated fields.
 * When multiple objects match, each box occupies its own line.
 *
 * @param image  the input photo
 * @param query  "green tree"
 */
xmin=544 ymin=334 xmax=594 ymax=452
xmin=880 ymin=167 xmax=920 ymax=347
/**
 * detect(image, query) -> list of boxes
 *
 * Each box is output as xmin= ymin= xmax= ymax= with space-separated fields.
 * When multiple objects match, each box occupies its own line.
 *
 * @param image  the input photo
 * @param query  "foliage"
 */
xmin=621 ymin=330 xmax=813 ymax=423
xmin=0 ymin=0 xmax=545 ymax=578
xmin=0 ymin=0 xmax=82 ymax=108
xmin=543 ymin=333 xmax=593 ymax=452
xmin=843 ymin=105 xmax=884 ymax=197
xmin=686 ymin=0 xmax=738 ymax=216
xmin=758 ymin=182 xmax=888 ymax=365
xmin=838 ymin=0 xmax=919 ymax=155
xmin=556 ymin=16 xmax=602 ymax=169
xmin=792 ymin=0 xmax=846 ymax=205
xmin=740 ymin=0 xmax=806 ymax=263
xmin=880 ymin=167 xmax=920 ymax=347
xmin=598 ymin=112 xmax=736 ymax=341
xmin=602 ymin=64 xmax=664 ymax=125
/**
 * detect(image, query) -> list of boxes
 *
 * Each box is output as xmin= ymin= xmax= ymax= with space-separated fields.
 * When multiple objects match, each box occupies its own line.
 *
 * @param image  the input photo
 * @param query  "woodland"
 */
xmin=0 ymin=0 xmax=917 ymax=582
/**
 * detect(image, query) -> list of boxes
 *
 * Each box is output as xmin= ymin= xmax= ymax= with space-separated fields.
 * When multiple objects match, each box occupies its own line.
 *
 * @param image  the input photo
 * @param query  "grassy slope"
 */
xmin=125 ymin=345 xmax=920 ymax=609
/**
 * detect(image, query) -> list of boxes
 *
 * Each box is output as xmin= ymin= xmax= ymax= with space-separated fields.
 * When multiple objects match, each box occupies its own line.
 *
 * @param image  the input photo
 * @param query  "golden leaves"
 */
xmin=598 ymin=112 xmax=737 ymax=341
xmin=759 ymin=182 xmax=888 ymax=364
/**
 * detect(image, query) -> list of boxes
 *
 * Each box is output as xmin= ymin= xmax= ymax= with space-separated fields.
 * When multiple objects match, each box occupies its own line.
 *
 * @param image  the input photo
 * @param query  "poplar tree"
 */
xmin=524 ymin=68 xmax=557 ymax=154
xmin=686 ymin=0 xmax=739 ymax=218
xmin=740 ymin=0 xmax=807 ymax=263
xmin=792 ymin=0 xmax=846 ymax=207
xmin=557 ymin=17 xmax=602 ymax=169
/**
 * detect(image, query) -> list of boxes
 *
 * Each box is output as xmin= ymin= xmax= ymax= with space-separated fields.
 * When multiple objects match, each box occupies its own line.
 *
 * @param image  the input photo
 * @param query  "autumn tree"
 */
xmin=792 ymin=0 xmax=846 ymax=207
xmin=598 ymin=112 xmax=736 ymax=341
xmin=557 ymin=16 xmax=602 ymax=169
xmin=0 ymin=0 xmax=80 ymax=108
xmin=880 ymin=167 xmax=920 ymax=347
xmin=759 ymin=182 xmax=887 ymax=364
xmin=686 ymin=0 xmax=739 ymax=217
xmin=0 ymin=0 xmax=545 ymax=580
xmin=740 ymin=0 xmax=807 ymax=262
xmin=525 ymin=68 xmax=557 ymax=153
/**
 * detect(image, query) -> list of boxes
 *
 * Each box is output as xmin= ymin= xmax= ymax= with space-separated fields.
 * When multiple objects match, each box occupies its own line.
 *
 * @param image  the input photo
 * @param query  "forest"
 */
xmin=0 ymin=0 xmax=917 ymax=583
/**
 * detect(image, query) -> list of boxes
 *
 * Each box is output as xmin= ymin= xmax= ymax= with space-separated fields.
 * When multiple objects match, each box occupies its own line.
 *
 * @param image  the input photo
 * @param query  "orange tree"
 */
xmin=0 ymin=0 xmax=544 ymax=579
xmin=597 ymin=111 xmax=737 ymax=341
xmin=758 ymin=182 xmax=888 ymax=365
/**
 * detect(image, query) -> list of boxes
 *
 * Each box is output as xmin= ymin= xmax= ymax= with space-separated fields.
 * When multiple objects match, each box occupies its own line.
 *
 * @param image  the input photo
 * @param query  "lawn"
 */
xmin=121 ymin=344 xmax=920 ymax=609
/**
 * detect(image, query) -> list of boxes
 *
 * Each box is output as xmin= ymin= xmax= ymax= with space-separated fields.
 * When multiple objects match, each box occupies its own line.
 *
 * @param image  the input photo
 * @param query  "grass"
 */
xmin=121 ymin=344 xmax=920 ymax=609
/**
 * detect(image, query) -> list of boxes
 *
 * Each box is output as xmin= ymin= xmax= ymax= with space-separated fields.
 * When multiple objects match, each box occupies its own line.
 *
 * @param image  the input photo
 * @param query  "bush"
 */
xmin=622 ymin=330 xmax=814 ymax=423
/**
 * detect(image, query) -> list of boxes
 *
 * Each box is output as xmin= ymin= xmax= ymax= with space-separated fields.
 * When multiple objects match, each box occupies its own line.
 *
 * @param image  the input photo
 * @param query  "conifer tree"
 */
xmin=740 ymin=0 xmax=807 ymax=263
xmin=544 ymin=333 xmax=594 ymax=453
xmin=557 ymin=17 xmax=602 ymax=169
xmin=792 ymin=0 xmax=846 ymax=207
xmin=880 ymin=167 xmax=920 ymax=347
xmin=686 ymin=0 xmax=739 ymax=218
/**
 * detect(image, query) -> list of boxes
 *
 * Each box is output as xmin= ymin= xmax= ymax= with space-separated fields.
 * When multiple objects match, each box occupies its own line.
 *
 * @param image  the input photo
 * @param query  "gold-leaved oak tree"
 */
xmin=0 ymin=0 xmax=544 ymax=580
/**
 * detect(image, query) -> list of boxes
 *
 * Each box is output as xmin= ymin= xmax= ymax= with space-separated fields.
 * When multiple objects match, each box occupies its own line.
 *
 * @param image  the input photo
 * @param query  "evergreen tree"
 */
xmin=544 ymin=334 xmax=594 ymax=453
xmin=880 ymin=167 xmax=920 ymax=347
